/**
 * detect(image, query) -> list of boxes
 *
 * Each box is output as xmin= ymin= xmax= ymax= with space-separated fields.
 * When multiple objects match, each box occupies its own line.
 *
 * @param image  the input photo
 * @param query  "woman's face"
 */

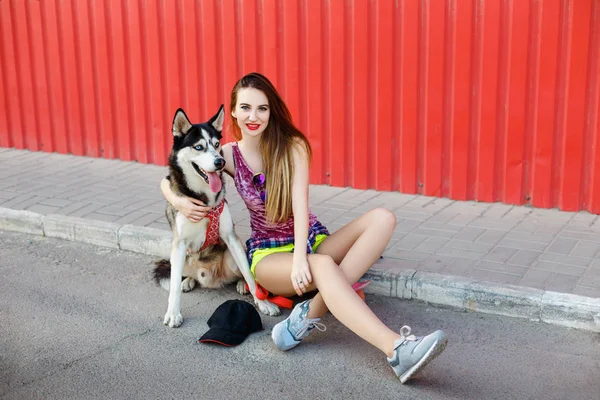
xmin=232 ymin=88 xmax=270 ymax=138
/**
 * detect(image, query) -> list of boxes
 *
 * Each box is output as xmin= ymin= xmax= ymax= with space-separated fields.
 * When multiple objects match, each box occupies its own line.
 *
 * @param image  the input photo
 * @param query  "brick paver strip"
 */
xmin=484 ymin=247 xmax=518 ymax=263
xmin=2 ymin=148 xmax=600 ymax=300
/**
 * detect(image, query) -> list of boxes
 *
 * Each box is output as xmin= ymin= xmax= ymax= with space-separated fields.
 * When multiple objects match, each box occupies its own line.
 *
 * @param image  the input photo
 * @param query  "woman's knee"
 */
xmin=309 ymin=254 xmax=343 ymax=284
xmin=309 ymin=254 xmax=338 ymax=270
xmin=368 ymin=207 xmax=396 ymax=231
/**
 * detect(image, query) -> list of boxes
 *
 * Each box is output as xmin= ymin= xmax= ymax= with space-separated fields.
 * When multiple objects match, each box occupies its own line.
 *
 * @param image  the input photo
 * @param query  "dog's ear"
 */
xmin=172 ymin=108 xmax=192 ymax=137
xmin=209 ymin=105 xmax=225 ymax=132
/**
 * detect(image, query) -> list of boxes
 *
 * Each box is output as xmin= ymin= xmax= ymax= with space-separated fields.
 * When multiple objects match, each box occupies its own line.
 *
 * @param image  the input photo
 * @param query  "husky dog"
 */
xmin=154 ymin=106 xmax=280 ymax=328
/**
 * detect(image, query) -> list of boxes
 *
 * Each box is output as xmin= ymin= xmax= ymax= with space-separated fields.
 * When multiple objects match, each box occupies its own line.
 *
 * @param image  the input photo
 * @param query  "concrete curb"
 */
xmin=2 ymin=207 xmax=599 ymax=333
xmin=0 ymin=208 xmax=44 ymax=235
xmin=44 ymin=214 xmax=120 ymax=249
xmin=118 ymin=224 xmax=171 ymax=258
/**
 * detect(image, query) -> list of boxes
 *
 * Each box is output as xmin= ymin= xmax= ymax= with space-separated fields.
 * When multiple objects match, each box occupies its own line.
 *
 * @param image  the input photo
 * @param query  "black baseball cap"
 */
xmin=199 ymin=300 xmax=263 ymax=346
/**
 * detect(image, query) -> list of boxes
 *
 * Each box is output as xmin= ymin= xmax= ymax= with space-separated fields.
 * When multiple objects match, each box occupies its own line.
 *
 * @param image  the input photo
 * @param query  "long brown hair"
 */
xmin=229 ymin=72 xmax=312 ymax=223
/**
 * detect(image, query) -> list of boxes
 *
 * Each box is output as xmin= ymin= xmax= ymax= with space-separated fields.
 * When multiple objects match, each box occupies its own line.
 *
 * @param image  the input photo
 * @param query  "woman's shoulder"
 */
xmin=222 ymin=141 xmax=239 ymax=155
xmin=290 ymin=137 xmax=310 ymax=159
xmin=221 ymin=142 xmax=236 ymax=177
xmin=222 ymin=141 xmax=233 ymax=150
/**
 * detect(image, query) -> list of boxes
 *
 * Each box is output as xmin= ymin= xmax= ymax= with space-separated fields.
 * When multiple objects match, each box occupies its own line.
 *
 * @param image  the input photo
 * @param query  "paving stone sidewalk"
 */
xmin=2 ymin=147 xmax=600 ymax=298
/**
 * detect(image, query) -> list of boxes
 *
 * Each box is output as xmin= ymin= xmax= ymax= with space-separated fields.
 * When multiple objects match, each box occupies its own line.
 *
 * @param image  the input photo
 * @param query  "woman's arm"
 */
xmin=290 ymin=140 xmax=312 ymax=296
xmin=160 ymin=177 xmax=212 ymax=223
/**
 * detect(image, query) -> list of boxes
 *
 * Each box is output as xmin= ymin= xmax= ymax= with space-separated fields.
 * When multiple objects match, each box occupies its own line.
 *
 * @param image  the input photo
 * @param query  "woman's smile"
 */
xmin=233 ymin=88 xmax=270 ymax=137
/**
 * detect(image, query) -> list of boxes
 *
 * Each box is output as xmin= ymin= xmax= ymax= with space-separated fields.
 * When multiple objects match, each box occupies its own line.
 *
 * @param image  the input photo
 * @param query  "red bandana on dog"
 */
xmin=200 ymin=199 xmax=226 ymax=251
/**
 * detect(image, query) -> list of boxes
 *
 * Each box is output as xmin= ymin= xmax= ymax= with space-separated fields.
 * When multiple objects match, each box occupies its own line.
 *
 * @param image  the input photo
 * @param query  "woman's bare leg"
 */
xmin=254 ymin=208 xmax=400 ymax=356
xmin=256 ymin=252 xmax=400 ymax=356
xmin=309 ymin=207 xmax=396 ymax=317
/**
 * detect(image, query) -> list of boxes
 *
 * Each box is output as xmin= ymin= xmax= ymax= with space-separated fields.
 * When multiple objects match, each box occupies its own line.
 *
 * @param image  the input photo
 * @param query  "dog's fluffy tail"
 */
xmin=153 ymin=259 xmax=171 ymax=291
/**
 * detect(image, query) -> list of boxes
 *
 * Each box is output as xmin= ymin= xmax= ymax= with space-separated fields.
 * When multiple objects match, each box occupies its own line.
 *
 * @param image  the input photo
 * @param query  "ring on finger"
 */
xmin=298 ymin=280 xmax=303 ymax=284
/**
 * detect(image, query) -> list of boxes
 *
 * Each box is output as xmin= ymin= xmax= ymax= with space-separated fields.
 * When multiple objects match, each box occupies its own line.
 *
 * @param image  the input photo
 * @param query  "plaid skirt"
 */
xmin=245 ymin=220 xmax=330 ymax=266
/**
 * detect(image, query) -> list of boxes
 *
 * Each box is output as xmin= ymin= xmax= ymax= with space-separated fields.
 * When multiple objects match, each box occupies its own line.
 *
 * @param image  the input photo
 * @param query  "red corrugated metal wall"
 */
xmin=1 ymin=0 xmax=599 ymax=212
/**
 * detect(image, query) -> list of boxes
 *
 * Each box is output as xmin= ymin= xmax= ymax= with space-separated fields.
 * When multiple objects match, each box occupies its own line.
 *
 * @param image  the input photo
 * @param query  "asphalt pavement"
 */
xmin=1 ymin=231 xmax=599 ymax=400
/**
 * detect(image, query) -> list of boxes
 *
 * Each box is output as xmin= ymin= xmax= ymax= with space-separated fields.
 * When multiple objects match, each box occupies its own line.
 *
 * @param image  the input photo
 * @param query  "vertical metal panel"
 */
xmin=475 ymin=0 xmax=500 ymax=203
xmin=325 ymin=0 xmax=347 ymax=188
xmin=504 ymin=0 xmax=530 ymax=206
xmin=584 ymin=0 xmax=600 ymax=211
xmin=373 ymin=0 xmax=394 ymax=190
xmin=1 ymin=0 xmax=599 ymax=212
xmin=1 ymin=1 xmax=17 ymax=149
xmin=530 ymin=0 xmax=558 ymax=209
xmin=446 ymin=0 xmax=473 ymax=201
xmin=561 ymin=0 xmax=593 ymax=211
xmin=302 ymin=0 xmax=325 ymax=184
xmin=396 ymin=0 xmax=420 ymax=194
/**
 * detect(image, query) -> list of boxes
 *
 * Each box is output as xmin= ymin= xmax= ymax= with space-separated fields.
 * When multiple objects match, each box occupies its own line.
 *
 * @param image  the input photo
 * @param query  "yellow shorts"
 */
xmin=250 ymin=234 xmax=328 ymax=279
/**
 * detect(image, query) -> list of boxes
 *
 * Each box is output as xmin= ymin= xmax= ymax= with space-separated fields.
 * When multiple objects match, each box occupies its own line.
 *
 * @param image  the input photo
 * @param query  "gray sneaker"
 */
xmin=271 ymin=299 xmax=326 ymax=351
xmin=387 ymin=326 xmax=447 ymax=383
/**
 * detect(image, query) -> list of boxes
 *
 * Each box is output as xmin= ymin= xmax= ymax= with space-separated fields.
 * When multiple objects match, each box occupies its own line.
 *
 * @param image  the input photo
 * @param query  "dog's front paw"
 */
xmin=236 ymin=279 xmax=248 ymax=295
xmin=255 ymin=298 xmax=281 ymax=316
xmin=182 ymin=277 xmax=196 ymax=292
xmin=163 ymin=311 xmax=183 ymax=328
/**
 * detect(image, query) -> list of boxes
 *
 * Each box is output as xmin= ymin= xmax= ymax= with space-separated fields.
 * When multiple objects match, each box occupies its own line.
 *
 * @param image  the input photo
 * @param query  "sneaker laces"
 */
xmin=311 ymin=321 xmax=327 ymax=332
xmin=397 ymin=325 xmax=417 ymax=346
xmin=293 ymin=318 xmax=326 ymax=339
xmin=388 ymin=326 xmax=420 ymax=363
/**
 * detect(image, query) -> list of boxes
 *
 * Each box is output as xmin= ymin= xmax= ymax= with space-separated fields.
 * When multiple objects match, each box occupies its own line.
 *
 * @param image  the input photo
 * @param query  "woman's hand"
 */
xmin=161 ymin=178 xmax=211 ymax=223
xmin=290 ymin=254 xmax=312 ymax=296
xmin=172 ymin=196 xmax=212 ymax=223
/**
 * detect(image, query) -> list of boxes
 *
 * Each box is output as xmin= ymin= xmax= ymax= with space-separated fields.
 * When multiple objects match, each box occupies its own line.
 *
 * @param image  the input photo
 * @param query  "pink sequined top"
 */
xmin=231 ymin=142 xmax=318 ymax=240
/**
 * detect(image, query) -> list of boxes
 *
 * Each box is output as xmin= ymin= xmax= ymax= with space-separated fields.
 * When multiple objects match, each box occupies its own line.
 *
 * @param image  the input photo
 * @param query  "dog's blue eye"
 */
xmin=214 ymin=141 xmax=220 ymax=148
xmin=194 ymin=145 xmax=204 ymax=151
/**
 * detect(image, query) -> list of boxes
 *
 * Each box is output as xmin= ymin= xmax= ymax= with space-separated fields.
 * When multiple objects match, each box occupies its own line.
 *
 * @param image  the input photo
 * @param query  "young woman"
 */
xmin=161 ymin=72 xmax=447 ymax=383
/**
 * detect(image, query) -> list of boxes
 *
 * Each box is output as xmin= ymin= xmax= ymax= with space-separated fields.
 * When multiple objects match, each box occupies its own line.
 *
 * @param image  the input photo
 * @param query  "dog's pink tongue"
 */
xmin=207 ymin=172 xmax=222 ymax=193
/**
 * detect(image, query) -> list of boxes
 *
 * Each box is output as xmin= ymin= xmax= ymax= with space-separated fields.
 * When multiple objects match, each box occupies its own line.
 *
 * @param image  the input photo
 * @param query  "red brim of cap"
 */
xmin=198 ymin=338 xmax=236 ymax=347
xmin=198 ymin=327 xmax=247 ymax=347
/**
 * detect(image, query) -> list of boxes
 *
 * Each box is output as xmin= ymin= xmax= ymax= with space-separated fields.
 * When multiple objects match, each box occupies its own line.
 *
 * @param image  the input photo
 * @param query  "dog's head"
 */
xmin=171 ymin=106 xmax=225 ymax=193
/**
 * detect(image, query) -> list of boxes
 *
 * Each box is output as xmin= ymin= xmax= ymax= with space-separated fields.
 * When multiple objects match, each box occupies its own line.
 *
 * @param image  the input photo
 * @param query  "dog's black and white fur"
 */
xmin=155 ymin=106 xmax=280 ymax=328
